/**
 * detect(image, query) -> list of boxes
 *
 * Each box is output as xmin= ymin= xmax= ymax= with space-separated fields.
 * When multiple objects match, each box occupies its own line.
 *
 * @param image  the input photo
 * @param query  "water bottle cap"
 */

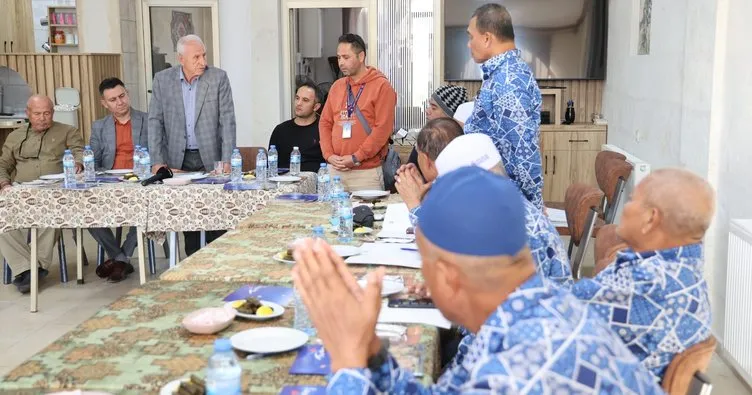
xmin=64 ymin=149 xmax=71 ymax=153
xmin=85 ymin=145 xmax=91 ymax=149
xmin=270 ymin=145 xmax=276 ymax=149
xmin=293 ymin=146 xmax=299 ymax=150
xmin=320 ymin=163 xmax=326 ymax=167
xmin=233 ymin=148 xmax=239 ymax=152
xmin=333 ymin=176 xmax=341 ymax=181
xmin=214 ymin=338 xmax=232 ymax=352
xmin=258 ymin=148 xmax=264 ymax=152
xmin=313 ymin=225 xmax=324 ymax=233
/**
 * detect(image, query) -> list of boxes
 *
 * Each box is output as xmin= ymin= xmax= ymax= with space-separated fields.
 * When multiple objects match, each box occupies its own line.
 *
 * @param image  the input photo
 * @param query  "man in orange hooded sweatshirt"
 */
xmin=319 ymin=33 xmax=397 ymax=191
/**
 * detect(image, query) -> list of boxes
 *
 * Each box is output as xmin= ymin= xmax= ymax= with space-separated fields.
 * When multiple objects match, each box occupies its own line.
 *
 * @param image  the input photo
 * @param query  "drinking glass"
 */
xmin=214 ymin=161 xmax=225 ymax=176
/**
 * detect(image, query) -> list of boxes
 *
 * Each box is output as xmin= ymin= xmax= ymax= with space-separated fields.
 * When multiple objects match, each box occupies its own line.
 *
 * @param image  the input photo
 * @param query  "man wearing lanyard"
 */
xmin=319 ymin=33 xmax=397 ymax=191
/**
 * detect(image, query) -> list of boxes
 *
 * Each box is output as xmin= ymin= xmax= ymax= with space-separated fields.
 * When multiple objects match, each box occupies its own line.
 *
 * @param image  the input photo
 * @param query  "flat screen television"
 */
xmin=444 ymin=0 xmax=608 ymax=81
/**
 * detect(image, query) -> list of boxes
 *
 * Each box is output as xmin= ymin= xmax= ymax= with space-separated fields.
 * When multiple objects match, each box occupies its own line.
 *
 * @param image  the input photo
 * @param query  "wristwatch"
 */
xmin=351 ymin=154 xmax=361 ymax=167
xmin=367 ymin=339 xmax=389 ymax=371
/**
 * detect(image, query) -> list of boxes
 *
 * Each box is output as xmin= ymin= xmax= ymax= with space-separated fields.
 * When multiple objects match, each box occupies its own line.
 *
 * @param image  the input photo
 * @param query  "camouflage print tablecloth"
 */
xmin=0 ymin=173 xmax=316 ymax=234
xmin=0 ymin=280 xmax=439 ymax=394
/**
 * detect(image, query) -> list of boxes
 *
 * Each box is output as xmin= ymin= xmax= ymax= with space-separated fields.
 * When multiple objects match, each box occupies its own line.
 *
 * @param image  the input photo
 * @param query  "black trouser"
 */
xmin=181 ymin=150 xmax=226 ymax=257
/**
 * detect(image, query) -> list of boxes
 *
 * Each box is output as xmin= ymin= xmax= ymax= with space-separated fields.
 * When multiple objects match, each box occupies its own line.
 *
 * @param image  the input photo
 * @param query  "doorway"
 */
xmin=139 ymin=0 xmax=220 ymax=107
xmin=282 ymin=0 xmax=378 ymax=118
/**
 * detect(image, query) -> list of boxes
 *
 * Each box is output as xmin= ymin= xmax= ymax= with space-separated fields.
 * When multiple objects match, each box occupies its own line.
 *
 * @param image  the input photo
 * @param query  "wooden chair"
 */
xmin=238 ymin=147 xmax=266 ymax=172
xmin=563 ymin=183 xmax=604 ymax=279
xmin=593 ymin=224 xmax=628 ymax=275
xmin=661 ymin=336 xmax=717 ymax=395
xmin=595 ymin=154 xmax=633 ymax=224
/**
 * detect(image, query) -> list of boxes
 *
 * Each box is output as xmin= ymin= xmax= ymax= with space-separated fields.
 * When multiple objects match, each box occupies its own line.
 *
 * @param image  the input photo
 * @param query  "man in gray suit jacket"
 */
xmin=148 ymin=34 xmax=237 ymax=257
xmin=88 ymin=78 xmax=148 ymax=282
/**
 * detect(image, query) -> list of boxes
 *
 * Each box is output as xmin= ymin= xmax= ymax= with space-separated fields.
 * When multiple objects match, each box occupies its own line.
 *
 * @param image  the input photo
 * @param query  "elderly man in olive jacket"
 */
xmin=0 ymin=95 xmax=84 ymax=294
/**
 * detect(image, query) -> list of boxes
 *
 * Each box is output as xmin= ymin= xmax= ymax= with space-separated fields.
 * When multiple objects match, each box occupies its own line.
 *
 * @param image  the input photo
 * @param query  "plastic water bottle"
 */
xmin=294 ymin=289 xmax=316 ymax=337
xmin=230 ymin=148 xmax=243 ymax=183
xmin=63 ymin=149 xmax=76 ymax=188
xmin=205 ymin=338 xmax=242 ymax=395
xmin=139 ymin=148 xmax=151 ymax=180
xmin=338 ymin=193 xmax=354 ymax=243
xmin=82 ymin=145 xmax=95 ymax=182
xmin=329 ymin=176 xmax=344 ymax=227
xmin=290 ymin=146 xmax=301 ymax=175
xmin=132 ymin=145 xmax=142 ymax=175
xmin=256 ymin=149 xmax=268 ymax=186
xmin=317 ymin=163 xmax=330 ymax=202
xmin=312 ymin=225 xmax=325 ymax=239
xmin=267 ymin=145 xmax=278 ymax=178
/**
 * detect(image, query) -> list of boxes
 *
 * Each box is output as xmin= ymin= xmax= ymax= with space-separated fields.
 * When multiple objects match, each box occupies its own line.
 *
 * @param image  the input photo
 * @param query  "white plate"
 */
xmin=230 ymin=327 xmax=309 ymax=354
xmin=332 ymin=245 xmax=361 ymax=257
xmin=160 ymin=379 xmax=183 ymax=395
xmin=272 ymin=251 xmax=295 ymax=264
xmin=352 ymin=190 xmax=390 ymax=199
xmin=269 ymin=175 xmax=302 ymax=183
xmin=225 ymin=300 xmax=285 ymax=321
xmin=358 ymin=278 xmax=405 ymax=297
xmin=104 ymin=169 xmax=133 ymax=175
xmin=40 ymin=173 xmax=65 ymax=180
xmin=175 ymin=173 xmax=207 ymax=180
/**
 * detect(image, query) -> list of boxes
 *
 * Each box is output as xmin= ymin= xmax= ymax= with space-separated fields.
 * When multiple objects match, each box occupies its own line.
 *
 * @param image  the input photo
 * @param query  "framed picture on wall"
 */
xmin=171 ymin=11 xmax=195 ymax=49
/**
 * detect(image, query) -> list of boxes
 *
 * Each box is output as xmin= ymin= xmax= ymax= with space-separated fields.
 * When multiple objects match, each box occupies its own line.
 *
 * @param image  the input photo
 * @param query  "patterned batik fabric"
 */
xmin=464 ymin=49 xmax=544 ymax=209
xmin=573 ymin=243 xmax=712 ymax=379
xmin=408 ymin=201 xmax=572 ymax=289
xmin=327 ymin=274 xmax=664 ymax=394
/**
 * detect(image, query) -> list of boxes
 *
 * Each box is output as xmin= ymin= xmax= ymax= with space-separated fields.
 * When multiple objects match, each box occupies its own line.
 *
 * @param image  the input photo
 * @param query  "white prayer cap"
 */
xmin=435 ymin=133 xmax=502 ymax=176
xmin=453 ymin=102 xmax=475 ymax=124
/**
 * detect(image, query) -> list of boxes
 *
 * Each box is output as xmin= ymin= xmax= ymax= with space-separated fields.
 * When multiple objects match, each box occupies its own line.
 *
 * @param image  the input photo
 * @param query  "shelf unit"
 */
xmin=48 ymin=5 xmax=79 ymax=53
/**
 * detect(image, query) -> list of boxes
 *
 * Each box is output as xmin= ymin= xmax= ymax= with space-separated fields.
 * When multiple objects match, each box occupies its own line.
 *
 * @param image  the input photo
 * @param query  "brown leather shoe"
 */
xmin=107 ymin=261 xmax=134 ymax=283
xmin=96 ymin=259 xmax=117 ymax=278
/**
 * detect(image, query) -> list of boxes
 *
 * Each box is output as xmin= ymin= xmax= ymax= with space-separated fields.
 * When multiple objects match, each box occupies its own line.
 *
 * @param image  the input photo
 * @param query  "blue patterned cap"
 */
xmin=418 ymin=166 xmax=528 ymax=257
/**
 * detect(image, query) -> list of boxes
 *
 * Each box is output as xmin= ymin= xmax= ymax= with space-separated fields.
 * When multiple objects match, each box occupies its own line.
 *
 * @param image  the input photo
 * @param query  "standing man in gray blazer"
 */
xmin=88 ymin=78 xmax=148 ymax=282
xmin=148 ymin=34 xmax=237 ymax=257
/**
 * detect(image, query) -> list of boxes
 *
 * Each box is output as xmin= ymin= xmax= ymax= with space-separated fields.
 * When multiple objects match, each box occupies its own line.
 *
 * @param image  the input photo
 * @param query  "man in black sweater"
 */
xmin=268 ymin=80 xmax=326 ymax=172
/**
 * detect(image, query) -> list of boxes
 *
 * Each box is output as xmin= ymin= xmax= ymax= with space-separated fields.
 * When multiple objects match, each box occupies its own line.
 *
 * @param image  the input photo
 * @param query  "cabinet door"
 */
xmin=0 ymin=0 xmax=14 ymax=52
xmin=10 ymin=0 xmax=33 ymax=52
xmin=542 ymin=150 xmax=571 ymax=202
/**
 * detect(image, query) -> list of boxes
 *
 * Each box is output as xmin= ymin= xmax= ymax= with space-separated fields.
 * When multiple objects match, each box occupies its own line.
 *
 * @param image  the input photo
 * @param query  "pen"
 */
xmin=401 ymin=247 xmax=418 ymax=252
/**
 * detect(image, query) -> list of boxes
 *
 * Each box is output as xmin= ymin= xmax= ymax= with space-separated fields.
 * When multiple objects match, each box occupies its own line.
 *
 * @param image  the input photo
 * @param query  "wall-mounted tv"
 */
xmin=444 ymin=0 xmax=608 ymax=81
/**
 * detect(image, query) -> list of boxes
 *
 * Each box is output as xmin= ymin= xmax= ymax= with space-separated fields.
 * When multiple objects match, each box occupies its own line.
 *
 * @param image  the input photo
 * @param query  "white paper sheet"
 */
xmin=345 ymin=243 xmax=421 ymax=269
xmin=377 ymin=301 xmax=452 ymax=329
xmin=545 ymin=207 xmax=568 ymax=227
xmin=377 ymin=203 xmax=414 ymax=239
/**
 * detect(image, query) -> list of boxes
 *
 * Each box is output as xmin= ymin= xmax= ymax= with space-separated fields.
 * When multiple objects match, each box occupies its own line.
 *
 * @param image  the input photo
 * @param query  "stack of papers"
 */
xmin=377 ymin=301 xmax=452 ymax=329
xmin=545 ymin=207 xmax=568 ymax=227
xmin=345 ymin=243 xmax=421 ymax=269
xmin=377 ymin=203 xmax=414 ymax=240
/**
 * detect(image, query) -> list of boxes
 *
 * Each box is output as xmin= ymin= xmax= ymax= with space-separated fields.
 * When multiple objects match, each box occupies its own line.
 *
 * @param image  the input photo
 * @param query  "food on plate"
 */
xmin=174 ymin=374 xmax=205 ymax=395
xmin=354 ymin=227 xmax=370 ymax=235
xmin=122 ymin=172 xmax=139 ymax=182
xmin=232 ymin=297 xmax=264 ymax=315
xmin=255 ymin=305 xmax=274 ymax=316
xmin=242 ymin=171 xmax=256 ymax=180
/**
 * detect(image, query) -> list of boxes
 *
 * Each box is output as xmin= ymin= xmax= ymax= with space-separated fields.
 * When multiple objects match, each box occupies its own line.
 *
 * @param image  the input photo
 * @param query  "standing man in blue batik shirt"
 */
xmin=291 ymin=166 xmax=663 ymax=394
xmin=463 ymin=3 xmax=544 ymax=208
xmin=573 ymin=168 xmax=714 ymax=380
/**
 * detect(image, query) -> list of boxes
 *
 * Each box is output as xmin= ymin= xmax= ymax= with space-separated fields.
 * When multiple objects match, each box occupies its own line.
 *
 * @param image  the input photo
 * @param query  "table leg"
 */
xmin=137 ymin=227 xmax=146 ymax=285
xmin=169 ymin=232 xmax=177 ymax=268
xmin=200 ymin=230 xmax=206 ymax=248
xmin=30 ymin=228 xmax=38 ymax=313
xmin=76 ymin=228 xmax=84 ymax=284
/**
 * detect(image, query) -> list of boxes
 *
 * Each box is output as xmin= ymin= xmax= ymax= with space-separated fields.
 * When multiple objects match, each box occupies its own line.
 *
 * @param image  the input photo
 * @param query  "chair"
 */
xmin=661 ymin=336 xmax=717 ymax=395
xmin=238 ymin=147 xmax=266 ymax=172
xmin=563 ymin=183 xmax=604 ymax=279
xmin=595 ymin=152 xmax=632 ymax=224
xmin=592 ymin=224 xmax=628 ymax=275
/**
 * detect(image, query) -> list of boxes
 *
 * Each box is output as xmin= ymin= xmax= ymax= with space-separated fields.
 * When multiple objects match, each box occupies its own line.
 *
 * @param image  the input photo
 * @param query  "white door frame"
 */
xmin=281 ymin=0 xmax=378 ymax=115
xmin=136 ymin=0 xmax=220 ymax=107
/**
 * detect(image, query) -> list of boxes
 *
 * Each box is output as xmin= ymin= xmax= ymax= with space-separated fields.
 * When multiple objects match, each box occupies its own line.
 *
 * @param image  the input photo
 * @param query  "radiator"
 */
xmin=600 ymin=144 xmax=652 ymax=223
xmin=724 ymin=219 xmax=752 ymax=384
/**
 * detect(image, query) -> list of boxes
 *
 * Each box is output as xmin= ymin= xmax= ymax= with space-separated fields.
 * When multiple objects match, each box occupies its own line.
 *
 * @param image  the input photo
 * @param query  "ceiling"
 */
xmin=444 ymin=0 xmax=587 ymax=28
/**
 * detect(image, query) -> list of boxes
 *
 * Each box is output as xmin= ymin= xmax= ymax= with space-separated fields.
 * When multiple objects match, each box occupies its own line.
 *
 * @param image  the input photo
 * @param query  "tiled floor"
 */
xmin=0 ymin=233 xmax=750 ymax=394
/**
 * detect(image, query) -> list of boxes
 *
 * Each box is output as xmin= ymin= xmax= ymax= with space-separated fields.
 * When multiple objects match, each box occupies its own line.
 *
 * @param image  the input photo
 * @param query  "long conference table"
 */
xmin=0 ymin=174 xmax=317 ymax=312
xmin=0 ymin=194 xmax=441 ymax=394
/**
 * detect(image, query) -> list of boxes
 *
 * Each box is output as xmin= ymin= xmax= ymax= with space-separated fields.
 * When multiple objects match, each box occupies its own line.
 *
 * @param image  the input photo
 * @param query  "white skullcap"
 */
xmin=453 ymin=102 xmax=475 ymax=124
xmin=435 ymin=133 xmax=502 ymax=176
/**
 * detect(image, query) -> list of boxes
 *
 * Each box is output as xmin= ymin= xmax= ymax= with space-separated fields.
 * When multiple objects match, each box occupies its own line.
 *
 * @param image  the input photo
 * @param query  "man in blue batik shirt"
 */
xmin=573 ymin=168 xmax=714 ymax=380
xmin=463 ymin=3 xmax=544 ymax=209
xmin=397 ymin=120 xmax=571 ymax=289
xmin=291 ymin=166 xmax=663 ymax=394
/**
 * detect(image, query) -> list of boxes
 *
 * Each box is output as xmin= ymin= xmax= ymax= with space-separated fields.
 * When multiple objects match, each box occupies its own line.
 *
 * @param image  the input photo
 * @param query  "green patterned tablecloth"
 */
xmin=0 ymin=281 xmax=438 ymax=394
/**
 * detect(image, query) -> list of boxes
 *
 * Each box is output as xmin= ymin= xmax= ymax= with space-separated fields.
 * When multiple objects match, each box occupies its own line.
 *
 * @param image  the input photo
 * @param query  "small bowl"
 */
xmin=163 ymin=178 xmax=191 ymax=186
xmin=182 ymin=306 xmax=236 ymax=334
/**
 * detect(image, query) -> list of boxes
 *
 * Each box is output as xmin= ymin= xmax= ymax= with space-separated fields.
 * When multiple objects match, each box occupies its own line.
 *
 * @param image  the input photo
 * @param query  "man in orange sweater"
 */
xmin=319 ymin=33 xmax=397 ymax=191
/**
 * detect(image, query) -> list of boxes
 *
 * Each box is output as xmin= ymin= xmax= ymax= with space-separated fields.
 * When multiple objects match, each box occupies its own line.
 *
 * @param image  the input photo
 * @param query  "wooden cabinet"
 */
xmin=540 ymin=124 xmax=607 ymax=202
xmin=0 ymin=0 xmax=33 ymax=53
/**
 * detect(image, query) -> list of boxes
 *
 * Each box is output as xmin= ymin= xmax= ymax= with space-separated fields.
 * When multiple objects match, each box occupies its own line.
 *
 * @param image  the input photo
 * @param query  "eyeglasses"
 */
xmin=17 ymin=126 xmax=47 ymax=160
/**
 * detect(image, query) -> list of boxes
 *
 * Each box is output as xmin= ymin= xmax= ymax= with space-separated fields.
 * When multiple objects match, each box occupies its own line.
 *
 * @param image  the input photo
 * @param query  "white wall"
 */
xmin=77 ymin=0 xmax=121 ymax=53
xmin=119 ymin=0 xmax=141 ymax=111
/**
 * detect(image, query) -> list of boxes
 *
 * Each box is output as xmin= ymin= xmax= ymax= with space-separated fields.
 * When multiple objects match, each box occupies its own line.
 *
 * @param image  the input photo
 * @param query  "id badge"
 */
xmin=342 ymin=121 xmax=352 ymax=139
